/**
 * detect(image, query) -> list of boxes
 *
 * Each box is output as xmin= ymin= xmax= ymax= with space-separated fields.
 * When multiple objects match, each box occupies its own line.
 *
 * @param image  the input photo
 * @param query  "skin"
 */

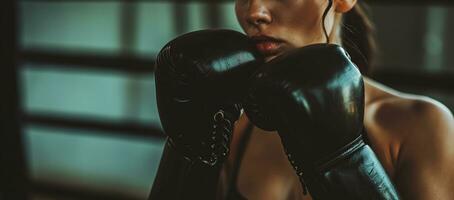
xmin=219 ymin=0 xmax=454 ymax=199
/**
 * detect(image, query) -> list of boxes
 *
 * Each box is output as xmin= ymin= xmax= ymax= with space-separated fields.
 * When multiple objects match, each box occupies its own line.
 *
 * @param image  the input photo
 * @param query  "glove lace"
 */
xmin=200 ymin=109 xmax=232 ymax=166
xmin=286 ymin=151 xmax=309 ymax=195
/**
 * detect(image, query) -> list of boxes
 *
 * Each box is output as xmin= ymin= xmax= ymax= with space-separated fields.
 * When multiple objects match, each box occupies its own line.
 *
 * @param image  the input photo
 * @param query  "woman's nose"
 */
xmin=246 ymin=0 xmax=272 ymax=26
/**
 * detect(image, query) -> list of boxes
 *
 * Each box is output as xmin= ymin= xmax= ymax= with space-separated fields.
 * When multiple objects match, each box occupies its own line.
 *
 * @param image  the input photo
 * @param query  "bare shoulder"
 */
xmin=364 ymin=77 xmax=454 ymax=168
xmin=365 ymin=77 xmax=454 ymax=139
xmin=363 ymin=78 xmax=454 ymax=198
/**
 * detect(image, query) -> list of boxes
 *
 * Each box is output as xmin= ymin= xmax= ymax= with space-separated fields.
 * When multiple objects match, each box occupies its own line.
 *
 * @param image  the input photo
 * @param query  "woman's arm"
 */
xmin=393 ymin=99 xmax=454 ymax=200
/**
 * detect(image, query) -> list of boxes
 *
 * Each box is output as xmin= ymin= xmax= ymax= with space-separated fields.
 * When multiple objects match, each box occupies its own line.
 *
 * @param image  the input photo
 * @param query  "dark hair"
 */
xmin=341 ymin=3 xmax=376 ymax=75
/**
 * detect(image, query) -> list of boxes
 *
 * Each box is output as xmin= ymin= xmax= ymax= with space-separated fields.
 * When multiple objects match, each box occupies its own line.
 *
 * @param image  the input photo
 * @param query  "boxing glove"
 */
xmin=149 ymin=29 xmax=263 ymax=200
xmin=244 ymin=44 xmax=400 ymax=200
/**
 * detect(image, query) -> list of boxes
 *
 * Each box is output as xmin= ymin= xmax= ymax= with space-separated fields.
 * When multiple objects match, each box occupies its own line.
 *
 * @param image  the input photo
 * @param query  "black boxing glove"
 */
xmin=149 ymin=29 xmax=263 ymax=200
xmin=244 ymin=44 xmax=400 ymax=200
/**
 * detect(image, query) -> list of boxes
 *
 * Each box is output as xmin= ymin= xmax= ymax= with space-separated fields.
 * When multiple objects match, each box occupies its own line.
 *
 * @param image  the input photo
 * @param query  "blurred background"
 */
xmin=1 ymin=0 xmax=453 ymax=199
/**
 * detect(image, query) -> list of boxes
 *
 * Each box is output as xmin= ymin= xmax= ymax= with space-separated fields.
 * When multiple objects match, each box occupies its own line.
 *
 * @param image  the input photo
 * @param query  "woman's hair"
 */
xmin=341 ymin=3 xmax=376 ymax=75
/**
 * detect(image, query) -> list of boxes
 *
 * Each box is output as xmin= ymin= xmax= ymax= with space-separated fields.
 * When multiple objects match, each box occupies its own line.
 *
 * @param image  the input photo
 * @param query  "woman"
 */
xmin=220 ymin=0 xmax=454 ymax=199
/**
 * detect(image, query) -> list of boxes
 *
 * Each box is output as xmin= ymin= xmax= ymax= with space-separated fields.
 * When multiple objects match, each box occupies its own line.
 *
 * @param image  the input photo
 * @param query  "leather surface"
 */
xmin=150 ymin=29 xmax=263 ymax=200
xmin=245 ymin=44 xmax=364 ymax=163
xmin=313 ymin=141 xmax=400 ymax=200
xmin=156 ymin=29 xmax=264 ymax=165
xmin=244 ymin=44 xmax=400 ymax=200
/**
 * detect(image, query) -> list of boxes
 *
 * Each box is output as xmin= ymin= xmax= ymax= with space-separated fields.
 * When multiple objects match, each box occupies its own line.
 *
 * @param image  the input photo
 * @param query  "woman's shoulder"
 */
xmin=364 ymin=77 xmax=453 ymax=139
xmin=364 ymin=77 xmax=454 ymax=170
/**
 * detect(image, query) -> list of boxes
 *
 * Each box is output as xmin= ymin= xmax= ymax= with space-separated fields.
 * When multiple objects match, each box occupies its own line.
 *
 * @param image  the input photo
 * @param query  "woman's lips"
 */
xmin=251 ymin=35 xmax=286 ymax=57
xmin=255 ymin=41 xmax=283 ymax=55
